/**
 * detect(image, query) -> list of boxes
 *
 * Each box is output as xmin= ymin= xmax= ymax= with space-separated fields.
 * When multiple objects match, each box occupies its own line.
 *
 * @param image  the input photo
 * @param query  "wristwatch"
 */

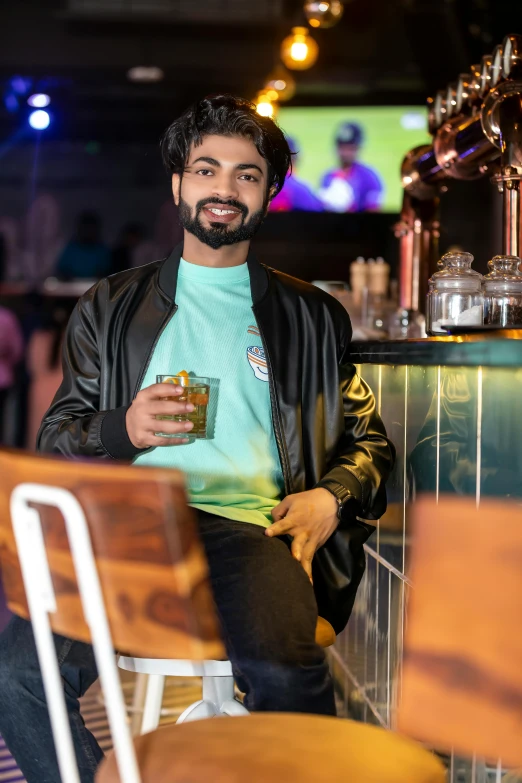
xmin=322 ymin=483 xmax=360 ymax=522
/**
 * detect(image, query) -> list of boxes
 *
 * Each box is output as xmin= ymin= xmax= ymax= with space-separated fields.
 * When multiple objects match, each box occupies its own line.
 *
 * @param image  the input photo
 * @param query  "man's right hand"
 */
xmin=126 ymin=383 xmax=195 ymax=448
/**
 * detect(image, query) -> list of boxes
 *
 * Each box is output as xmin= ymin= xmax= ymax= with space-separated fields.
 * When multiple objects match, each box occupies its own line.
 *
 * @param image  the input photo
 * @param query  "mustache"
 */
xmin=195 ymin=197 xmax=248 ymax=217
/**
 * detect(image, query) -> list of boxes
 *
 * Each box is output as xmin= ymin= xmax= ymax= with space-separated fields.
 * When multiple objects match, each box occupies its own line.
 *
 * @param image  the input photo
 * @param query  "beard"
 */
xmin=178 ymin=194 xmax=268 ymax=250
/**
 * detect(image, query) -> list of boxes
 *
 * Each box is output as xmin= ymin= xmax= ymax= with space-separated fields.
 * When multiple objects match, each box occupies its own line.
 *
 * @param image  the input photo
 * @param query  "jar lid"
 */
xmin=483 ymin=255 xmax=522 ymax=292
xmin=428 ymin=251 xmax=483 ymax=291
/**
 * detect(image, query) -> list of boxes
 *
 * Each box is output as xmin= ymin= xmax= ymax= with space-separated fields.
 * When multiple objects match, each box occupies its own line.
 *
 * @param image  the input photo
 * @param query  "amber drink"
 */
xmin=157 ymin=375 xmax=210 ymax=439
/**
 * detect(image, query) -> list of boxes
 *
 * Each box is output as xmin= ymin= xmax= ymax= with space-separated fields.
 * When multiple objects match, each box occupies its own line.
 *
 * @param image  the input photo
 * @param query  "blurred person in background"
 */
xmin=0 ymin=217 xmax=21 ymax=281
xmin=23 ymin=194 xmax=65 ymax=283
xmin=319 ymin=122 xmax=384 ymax=213
xmin=0 ymin=94 xmax=393 ymax=783
xmin=0 ymin=307 xmax=24 ymax=442
xmin=116 ymin=204 xmax=185 ymax=270
xmin=269 ymin=136 xmax=324 ymax=212
xmin=25 ymin=305 xmax=71 ymax=450
xmin=111 ymin=221 xmax=147 ymax=274
xmin=56 ymin=211 xmax=111 ymax=280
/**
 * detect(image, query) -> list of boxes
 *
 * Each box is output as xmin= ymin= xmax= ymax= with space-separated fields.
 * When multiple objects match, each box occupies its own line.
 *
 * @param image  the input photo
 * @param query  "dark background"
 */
xmin=0 ymin=0 xmax=520 ymax=280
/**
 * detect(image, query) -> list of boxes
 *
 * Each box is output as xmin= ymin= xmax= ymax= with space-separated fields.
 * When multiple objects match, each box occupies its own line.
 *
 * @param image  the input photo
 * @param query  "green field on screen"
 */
xmin=277 ymin=106 xmax=431 ymax=212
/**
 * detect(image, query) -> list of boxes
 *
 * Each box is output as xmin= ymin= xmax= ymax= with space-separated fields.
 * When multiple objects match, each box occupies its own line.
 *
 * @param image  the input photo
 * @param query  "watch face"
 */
xmin=338 ymin=494 xmax=361 ymax=518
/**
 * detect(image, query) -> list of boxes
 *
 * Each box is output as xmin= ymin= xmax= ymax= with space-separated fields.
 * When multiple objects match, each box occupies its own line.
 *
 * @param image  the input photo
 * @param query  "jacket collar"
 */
xmin=158 ymin=242 xmax=270 ymax=305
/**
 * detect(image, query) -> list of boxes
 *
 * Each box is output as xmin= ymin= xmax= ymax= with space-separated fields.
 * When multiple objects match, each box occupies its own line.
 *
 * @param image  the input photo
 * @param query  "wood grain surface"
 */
xmin=96 ymin=713 xmax=446 ymax=783
xmin=0 ymin=448 xmax=224 ymax=660
xmin=398 ymin=494 xmax=522 ymax=767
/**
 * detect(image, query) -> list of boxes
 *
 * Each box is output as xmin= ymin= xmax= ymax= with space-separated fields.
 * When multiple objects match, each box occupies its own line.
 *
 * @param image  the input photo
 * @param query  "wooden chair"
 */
xmin=0 ymin=448 xmax=224 ymax=783
xmin=0 ymin=449 xmax=445 ymax=783
xmin=398 ymin=495 xmax=522 ymax=770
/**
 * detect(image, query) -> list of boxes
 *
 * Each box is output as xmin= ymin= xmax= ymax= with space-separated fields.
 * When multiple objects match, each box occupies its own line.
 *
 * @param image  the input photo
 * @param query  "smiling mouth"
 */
xmin=206 ymin=207 xmax=239 ymax=216
xmin=202 ymin=205 xmax=243 ymax=224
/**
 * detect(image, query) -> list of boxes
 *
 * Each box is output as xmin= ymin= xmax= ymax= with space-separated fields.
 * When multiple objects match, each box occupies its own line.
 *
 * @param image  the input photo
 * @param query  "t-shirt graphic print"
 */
xmin=246 ymin=325 xmax=268 ymax=382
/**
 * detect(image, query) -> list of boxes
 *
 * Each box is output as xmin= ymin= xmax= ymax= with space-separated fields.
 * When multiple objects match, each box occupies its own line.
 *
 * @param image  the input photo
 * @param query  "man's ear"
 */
xmin=263 ymin=186 xmax=277 ymax=215
xmin=172 ymin=173 xmax=181 ymax=205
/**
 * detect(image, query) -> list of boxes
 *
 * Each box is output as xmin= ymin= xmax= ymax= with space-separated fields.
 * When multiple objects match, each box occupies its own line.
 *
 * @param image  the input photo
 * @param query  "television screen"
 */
xmin=273 ymin=106 xmax=430 ymax=214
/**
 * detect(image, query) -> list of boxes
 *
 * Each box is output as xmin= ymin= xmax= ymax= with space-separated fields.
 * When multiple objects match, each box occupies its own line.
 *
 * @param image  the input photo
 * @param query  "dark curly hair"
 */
xmin=160 ymin=94 xmax=292 ymax=197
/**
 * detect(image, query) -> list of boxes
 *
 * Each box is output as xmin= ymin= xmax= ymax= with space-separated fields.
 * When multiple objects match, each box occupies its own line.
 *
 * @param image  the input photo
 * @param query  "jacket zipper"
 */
xmin=132 ymin=304 xmax=178 ymax=397
xmin=254 ymin=309 xmax=293 ymax=497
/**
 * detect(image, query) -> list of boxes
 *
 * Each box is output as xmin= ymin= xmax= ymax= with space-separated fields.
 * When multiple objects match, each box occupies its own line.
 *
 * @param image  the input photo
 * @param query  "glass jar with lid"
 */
xmin=483 ymin=255 xmax=522 ymax=327
xmin=426 ymin=251 xmax=484 ymax=335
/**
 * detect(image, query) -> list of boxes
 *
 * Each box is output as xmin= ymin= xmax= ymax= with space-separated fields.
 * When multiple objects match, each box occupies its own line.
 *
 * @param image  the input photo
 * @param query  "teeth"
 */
xmin=208 ymin=208 xmax=237 ymax=215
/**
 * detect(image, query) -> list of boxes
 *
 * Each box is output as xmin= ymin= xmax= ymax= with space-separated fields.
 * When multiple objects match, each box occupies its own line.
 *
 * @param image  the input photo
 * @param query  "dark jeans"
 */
xmin=0 ymin=511 xmax=335 ymax=783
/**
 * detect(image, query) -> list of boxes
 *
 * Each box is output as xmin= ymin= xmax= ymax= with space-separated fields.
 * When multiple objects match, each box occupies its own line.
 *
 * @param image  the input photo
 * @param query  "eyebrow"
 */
xmin=190 ymin=156 xmax=264 ymax=176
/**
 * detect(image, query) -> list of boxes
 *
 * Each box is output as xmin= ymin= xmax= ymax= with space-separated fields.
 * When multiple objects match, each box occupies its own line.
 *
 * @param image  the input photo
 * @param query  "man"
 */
xmin=0 ymin=95 xmax=394 ymax=783
xmin=319 ymin=122 xmax=384 ymax=212
xmin=269 ymin=136 xmax=324 ymax=212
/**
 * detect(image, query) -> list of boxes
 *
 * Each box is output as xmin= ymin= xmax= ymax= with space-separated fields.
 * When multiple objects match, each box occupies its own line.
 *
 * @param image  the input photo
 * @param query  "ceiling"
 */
xmin=0 ymin=0 xmax=520 ymax=143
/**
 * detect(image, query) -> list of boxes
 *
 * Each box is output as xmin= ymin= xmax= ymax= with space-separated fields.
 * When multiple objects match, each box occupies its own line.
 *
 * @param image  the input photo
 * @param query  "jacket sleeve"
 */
xmin=316 ymin=305 xmax=395 ymax=521
xmin=36 ymin=286 xmax=143 ymax=461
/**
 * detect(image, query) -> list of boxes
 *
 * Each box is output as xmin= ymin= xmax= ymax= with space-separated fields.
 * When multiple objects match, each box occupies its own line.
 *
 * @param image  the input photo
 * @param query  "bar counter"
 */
xmin=333 ymin=332 xmax=521 ymax=767
xmin=350 ymin=331 xmax=522 ymax=506
xmin=350 ymin=330 xmax=522 ymax=367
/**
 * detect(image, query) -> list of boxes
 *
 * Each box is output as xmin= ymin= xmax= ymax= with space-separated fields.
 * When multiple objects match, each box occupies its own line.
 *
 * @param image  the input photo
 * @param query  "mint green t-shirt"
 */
xmin=133 ymin=258 xmax=285 ymax=528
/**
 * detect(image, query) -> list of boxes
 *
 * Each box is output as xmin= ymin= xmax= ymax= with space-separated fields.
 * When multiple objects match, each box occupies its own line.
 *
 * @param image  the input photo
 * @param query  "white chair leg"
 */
xmin=119 ymin=660 xmax=250 ymax=730
xmin=220 ymin=699 xmax=250 ymax=717
xmin=202 ymin=675 xmax=250 ymax=717
xmin=140 ymin=674 xmax=165 ymax=735
xmin=176 ymin=699 xmax=217 ymax=723
xmin=202 ymin=675 xmax=235 ymax=709
xmin=130 ymin=673 xmax=149 ymax=736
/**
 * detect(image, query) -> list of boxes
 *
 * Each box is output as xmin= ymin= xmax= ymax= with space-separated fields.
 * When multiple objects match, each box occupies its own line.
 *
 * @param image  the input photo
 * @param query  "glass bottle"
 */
xmin=426 ymin=251 xmax=484 ymax=335
xmin=483 ymin=255 xmax=522 ymax=327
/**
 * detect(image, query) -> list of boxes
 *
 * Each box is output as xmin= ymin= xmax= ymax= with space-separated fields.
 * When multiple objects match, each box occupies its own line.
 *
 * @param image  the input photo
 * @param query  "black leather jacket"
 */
xmin=38 ymin=245 xmax=395 ymax=632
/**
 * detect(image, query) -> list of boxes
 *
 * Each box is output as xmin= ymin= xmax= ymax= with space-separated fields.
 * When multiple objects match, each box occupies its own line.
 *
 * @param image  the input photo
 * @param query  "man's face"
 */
xmin=172 ymin=134 xmax=272 ymax=250
xmin=337 ymin=142 xmax=360 ymax=167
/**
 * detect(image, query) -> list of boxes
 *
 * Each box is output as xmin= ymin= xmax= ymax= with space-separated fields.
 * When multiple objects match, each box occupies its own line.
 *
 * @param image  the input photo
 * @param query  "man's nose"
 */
xmin=211 ymin=172 xmax=239 ymax=201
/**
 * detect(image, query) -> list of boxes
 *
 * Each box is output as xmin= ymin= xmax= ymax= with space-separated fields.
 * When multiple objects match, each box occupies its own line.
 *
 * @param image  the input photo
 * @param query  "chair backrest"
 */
xmin=0 ymin=448 xmax=224 ymax=661
xmin=398 ymin=494 xmax=522 ymax=769
xmin=0 ymin=448 xmax=225 ymax=783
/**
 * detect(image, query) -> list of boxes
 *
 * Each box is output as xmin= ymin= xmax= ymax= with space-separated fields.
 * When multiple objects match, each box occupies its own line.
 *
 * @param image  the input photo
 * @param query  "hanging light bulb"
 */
xmin=264 ymin=65 xmax=296 ymax=102
xmin=255 ymin=92 xmax=278 ymax=118
xmin=280 ymin=27 xmax=319 ymax=70
xmin=304 ymin=0 xmax=344 ymax=29
xmin=264 ymin=88 xmax=280 ymax=103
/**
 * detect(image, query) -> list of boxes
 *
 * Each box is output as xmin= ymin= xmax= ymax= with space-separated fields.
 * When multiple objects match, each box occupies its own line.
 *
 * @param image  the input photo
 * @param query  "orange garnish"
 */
xmin=163 ymin=371 xmax=189 ymax=385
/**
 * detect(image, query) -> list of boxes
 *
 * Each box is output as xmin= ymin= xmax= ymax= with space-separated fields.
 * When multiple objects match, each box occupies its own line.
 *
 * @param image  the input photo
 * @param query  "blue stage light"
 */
xmin=29 ymin=110 xmax=50 ymax=130
xmin=10 ymin=76 xmax=32 ymax=95
xmin=28 ymin=93 xmax=51 ymax=108
xmin=4 ymin=93 xmax=18 ymax=113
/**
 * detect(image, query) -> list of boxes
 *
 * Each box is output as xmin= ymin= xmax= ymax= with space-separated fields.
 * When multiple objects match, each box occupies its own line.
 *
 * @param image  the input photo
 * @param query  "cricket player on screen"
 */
xmin=319 ymin=122 xmax=384 ymax=213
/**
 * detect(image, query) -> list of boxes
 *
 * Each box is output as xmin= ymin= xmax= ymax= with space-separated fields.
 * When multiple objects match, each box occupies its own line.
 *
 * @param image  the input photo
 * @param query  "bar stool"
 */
xmin=97 ymin=713 xmax=445 ymax=783
xmin=119 ymin=617 xmax=336 ymax=732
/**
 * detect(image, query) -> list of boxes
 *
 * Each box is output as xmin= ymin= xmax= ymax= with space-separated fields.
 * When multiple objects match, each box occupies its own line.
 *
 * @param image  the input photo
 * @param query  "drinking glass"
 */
xmin=156 ymin=375 xmax=211 ymax=439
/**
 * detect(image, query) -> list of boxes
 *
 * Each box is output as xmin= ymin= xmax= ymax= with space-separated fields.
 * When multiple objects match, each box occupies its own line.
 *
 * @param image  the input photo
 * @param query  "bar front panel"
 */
xmin=331 ymin=342 xmax=522 ymax=782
